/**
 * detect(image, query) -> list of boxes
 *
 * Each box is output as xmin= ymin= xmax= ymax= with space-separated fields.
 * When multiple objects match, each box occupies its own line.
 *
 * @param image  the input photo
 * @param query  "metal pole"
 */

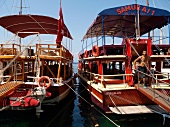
xmin=168 ymin=17 xmax=170 ymax=45
xmin=102 ymin=16 xmax=105 ymax=45
xmin=19 ymin=0 xmax=22 ymax=15
xmin=146 ymin=0 xmax=150 ymax=38
xmin=19 ymin=0 xmax=23 ymax=52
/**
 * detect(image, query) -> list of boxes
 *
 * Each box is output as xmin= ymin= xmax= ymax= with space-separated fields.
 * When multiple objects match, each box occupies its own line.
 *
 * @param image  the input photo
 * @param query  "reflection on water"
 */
xmin=0 ymin=63 xmax=170 ymax=127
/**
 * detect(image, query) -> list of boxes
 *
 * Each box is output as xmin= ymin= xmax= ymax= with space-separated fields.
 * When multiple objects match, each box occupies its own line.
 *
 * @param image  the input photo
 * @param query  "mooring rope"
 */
xmin=46 ymin=85 xmax=86 ymax=127
xmin=64 ymin=81 xmax=120 ymax=127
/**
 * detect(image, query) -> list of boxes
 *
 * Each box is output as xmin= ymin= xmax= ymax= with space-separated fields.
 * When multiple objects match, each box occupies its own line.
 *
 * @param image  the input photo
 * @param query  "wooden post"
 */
xmin=12 ymin=44 xmax=14 ymax=55
xmin=45 ymin=63 xmax=56 ymax=78
xmin=64 ymin=62 xmax=66 ymax=80
xmin=41 ymin=60 xmax=44 ymax=76
xmin=22 ymin=60 xmax=25 ymax=81
xmin=57 ymin=61 xmax=61 ymax=79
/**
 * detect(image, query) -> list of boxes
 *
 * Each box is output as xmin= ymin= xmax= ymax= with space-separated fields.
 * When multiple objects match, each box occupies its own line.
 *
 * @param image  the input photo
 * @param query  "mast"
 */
xmin=19 ymin=0 xmax=23 ymax=52
xmin=19 ymin=0 xmax=22 ymax=15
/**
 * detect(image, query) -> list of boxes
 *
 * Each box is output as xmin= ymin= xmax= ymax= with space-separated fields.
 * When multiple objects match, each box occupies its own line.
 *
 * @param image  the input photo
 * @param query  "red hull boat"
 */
xmin=0 ymin=4 xmax=74 ymax=116
xmin=78 ymin=4 xmax=170 ymax=115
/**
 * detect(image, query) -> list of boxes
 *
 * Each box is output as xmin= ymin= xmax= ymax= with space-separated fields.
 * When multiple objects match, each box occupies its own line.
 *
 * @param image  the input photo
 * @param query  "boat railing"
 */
xmin=36 ymin=44 xmax=73 ymax=60
xmin=0 ymin=43 xmax=21 ymax=55
xmin=133 ymin=68 xmax=170 ymax=87
xmin=79 ymin=69 xmax=133 ymax=87
xmin=154 ymin=73 xmax=170 ymax=86
xmin=98 ymin=74 xmax=133 ymax=87
xmin=0 ymin=40 xmax=73 ymax=60
xmin=0 ymin=43 xmax=37 ymax=56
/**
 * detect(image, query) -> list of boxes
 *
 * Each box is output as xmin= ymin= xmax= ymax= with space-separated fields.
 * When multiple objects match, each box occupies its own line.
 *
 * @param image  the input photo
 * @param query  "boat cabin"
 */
xmin=78 ymin=4 xmax=170 ymax=87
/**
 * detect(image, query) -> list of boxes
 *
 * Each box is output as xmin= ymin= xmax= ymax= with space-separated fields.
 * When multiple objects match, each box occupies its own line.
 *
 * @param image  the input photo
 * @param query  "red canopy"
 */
xmin=0 ymin=14 xmax=73 ymax=39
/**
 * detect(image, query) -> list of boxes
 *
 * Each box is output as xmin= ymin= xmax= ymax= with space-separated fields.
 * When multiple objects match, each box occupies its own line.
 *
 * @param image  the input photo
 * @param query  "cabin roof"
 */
xmin=82 ymin=4 xmax=170 ymax=40
xmin=0 ymin=14 xmax=73 ymax=39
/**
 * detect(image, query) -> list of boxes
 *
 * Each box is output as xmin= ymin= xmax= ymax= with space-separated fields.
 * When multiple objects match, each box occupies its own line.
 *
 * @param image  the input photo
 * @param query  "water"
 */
xmin=0 ymin=63 xmax=170 ymax=127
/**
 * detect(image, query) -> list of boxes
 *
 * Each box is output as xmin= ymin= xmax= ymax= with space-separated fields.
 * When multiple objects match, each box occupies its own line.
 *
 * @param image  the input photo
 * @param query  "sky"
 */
xmin=0 ymin=0 xmax=170 ymax=61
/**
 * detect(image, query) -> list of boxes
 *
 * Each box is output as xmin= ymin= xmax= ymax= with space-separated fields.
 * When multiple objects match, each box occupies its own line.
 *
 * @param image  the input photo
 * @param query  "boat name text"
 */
xmin=116 ymin=5 xmax=155 ymax=16
xmin=105 ymin=91 xmax=122 ymax=95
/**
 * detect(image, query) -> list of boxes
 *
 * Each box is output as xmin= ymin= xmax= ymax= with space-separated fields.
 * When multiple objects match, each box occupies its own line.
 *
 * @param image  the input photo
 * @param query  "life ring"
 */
xmin=38 ymin=76 xmax=51 ymax=89
xmin=84 ymin=50 xmax=88 ymax=58
xmin=78 ymin=62 xmax=82 ymax=70
xmin=92 ymin=45 xmax=99 ymax=57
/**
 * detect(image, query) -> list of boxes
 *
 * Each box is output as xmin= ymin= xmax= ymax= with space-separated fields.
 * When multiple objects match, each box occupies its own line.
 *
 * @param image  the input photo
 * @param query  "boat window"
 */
xmin=163 ymin=60 xmax=170 ymax=68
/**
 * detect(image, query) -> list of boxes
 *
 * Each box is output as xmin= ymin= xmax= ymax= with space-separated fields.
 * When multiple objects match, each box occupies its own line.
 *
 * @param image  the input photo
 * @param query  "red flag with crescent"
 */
xmin=56 ymin=5 xmax=64 ymax=45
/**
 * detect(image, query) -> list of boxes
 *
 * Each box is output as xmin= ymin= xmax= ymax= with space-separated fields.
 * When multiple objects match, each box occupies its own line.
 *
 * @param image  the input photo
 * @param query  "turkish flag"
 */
xmin=56 ymin=5 xmax=64 ymax=45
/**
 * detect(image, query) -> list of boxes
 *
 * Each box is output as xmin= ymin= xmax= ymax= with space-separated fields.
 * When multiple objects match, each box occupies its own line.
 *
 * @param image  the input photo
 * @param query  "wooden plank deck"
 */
xmin=0 ymin=82 xmax=23 ymax=99
xmin=109 ymin=105 xmax=167 ymax=114
xmin=135 ymin=84 xmax=170 ymax=113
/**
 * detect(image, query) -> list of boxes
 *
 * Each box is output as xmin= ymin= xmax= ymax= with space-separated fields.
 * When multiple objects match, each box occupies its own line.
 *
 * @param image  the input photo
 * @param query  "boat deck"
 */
xmin=0 ymin=82 xmax=23 ymax=99
xmin=109 ymin=105 xmax=168 ymax=114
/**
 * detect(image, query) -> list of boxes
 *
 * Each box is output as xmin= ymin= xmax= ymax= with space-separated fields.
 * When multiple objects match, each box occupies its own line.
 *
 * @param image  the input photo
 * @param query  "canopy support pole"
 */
xmin=102 ymin=16 xmax=105 ymax=45
xmin=168 ymin=17 xmax=170 ymax=45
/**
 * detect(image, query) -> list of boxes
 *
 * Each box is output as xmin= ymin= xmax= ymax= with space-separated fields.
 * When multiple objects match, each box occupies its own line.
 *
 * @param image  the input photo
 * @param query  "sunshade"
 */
xmin=0 ymin=14 xmax=73 ymax=39
xmin=83 ymin=4 xmax=170 ymax=40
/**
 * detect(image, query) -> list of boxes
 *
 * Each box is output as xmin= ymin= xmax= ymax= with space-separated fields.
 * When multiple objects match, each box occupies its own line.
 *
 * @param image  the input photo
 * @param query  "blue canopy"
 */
xmin=99 ymin=4 xmax=170 ymax=17
xmin=83 ymin=4 xmax=170 ymax=40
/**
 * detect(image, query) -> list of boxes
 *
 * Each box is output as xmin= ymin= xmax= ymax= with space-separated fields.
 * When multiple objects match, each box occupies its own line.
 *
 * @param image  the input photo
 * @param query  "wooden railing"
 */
xmin=79 ymin=69 xmax=133 ymax=88
xmin=0 ymin=43 xmax=73 ymax=60
xmin=36 ymin=44 xmax=73 ymax=60
xmin=0 ymin=44 xmax=20 ymax=55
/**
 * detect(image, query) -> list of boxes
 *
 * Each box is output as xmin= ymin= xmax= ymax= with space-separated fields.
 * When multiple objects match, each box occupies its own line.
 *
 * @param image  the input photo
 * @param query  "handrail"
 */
xmin=133 ymin=69 xmax=170 ymax=87
xmin=79 ymin=70 xmax=132 ymax=87
xmin=79 ymin=70 xmax=133 ymax=77
xmin=36 ymin=43 xmax=73 ymax=60
xmin=98 ymin=74 xmax=133 ymax=77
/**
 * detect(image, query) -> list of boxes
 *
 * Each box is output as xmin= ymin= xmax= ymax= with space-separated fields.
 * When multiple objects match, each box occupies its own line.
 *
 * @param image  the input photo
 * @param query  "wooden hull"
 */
xmin=0 ymin=78 xmax=74 ymax=108
xmin=79 ymin=74 xmax=169 ymax=114
xmin=43 ymin=78 xmax=74 ymax=103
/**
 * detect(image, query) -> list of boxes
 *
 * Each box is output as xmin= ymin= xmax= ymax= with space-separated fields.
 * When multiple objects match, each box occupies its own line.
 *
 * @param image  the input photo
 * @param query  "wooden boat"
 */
xmin=78 ymin=4 xmax=170 ymax=115
xmin=0 ymin=4 xmax=74 ymax=116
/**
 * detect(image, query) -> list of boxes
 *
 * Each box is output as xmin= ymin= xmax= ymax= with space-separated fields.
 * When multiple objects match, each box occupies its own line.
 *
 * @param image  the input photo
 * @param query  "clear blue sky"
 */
xmin=0 ymin=0 xmax=170 ymax=61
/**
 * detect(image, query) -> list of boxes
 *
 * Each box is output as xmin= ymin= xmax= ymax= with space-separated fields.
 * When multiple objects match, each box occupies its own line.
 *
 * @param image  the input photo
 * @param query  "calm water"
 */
xmin=0 ymin=63 xmax=170 ymax=127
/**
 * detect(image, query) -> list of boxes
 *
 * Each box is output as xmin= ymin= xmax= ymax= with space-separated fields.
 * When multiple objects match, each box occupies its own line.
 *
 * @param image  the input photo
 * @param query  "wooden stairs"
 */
xmin=135 ymin=84 xmax=170 ymax=113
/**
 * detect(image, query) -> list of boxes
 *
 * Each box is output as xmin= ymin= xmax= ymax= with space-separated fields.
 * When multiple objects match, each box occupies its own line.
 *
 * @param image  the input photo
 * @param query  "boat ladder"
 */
xmin=135 ymin=84 xmax=170 ymax=113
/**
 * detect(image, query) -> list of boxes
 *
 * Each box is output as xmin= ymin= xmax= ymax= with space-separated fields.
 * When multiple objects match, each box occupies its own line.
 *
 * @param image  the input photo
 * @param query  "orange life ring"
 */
xmin=38 ymin=76 xmax=51 ymax=89
xmin=92 ymin=45 xmax=99 ymax=57
xmin=84 ymin=50 xmax=88 ymax=58
xmin=78 ymin=62 xmax=82 ymax=70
